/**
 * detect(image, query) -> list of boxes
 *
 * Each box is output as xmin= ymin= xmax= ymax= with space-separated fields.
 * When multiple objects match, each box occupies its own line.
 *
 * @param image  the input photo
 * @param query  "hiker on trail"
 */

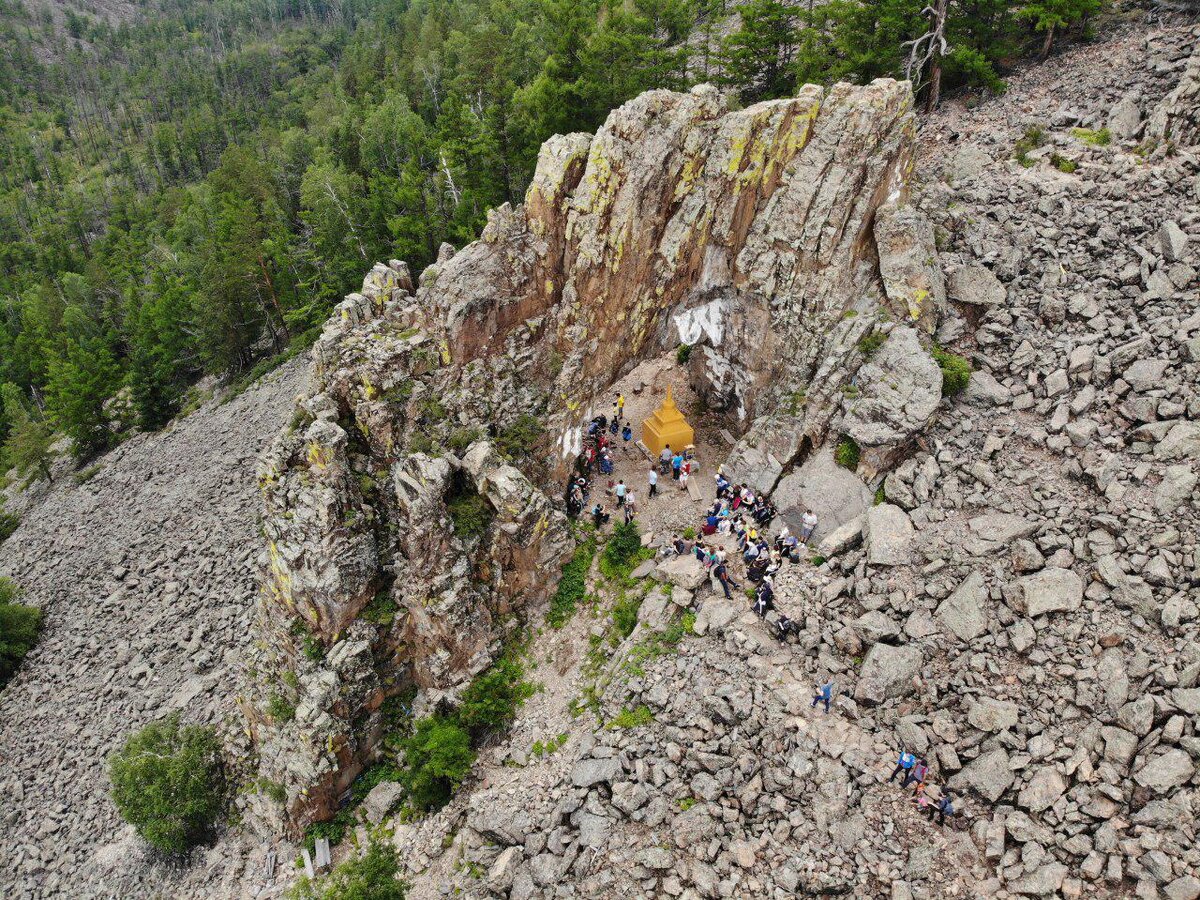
xmin=811 ymin=679 xmax=834 ymax=714
xmin=904 ymin=757 xmax=929 ymax=790
xmin=715 ymin=473 xmax=730 ymax=498
xmin=928 ymin=793 xmax=954 ymax=826
xmin=889 ymin=751 xmax=916 ymax=783
xmin=799 ymin=509 xmax=818 ymax=544
xmin=660 ymin=444 xmax=672 ymax=473
xmin=614 ymin=480 xmax=627 ymax=507
xmin=912 ymin=780 xmax=929 ymax=811
xmin=624 ymin=491 xmax=637 ymax=524
xmin=671 ymin=451 xmax=684 ymax=480
xmin=592 ymin=503 xmax=610 ymax=527
xmin=647 ymin=467 xmax=658 ymax=498
xmin=615 ymin=393 xmax=625 ymax=420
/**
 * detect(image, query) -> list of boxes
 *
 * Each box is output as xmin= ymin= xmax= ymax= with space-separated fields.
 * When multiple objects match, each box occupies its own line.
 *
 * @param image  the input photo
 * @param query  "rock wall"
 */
xmin=243 ymin=78 xmax=943 ymax=833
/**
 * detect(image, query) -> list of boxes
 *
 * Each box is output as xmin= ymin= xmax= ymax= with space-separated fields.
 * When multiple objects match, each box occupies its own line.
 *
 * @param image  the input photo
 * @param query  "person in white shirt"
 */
xmin=799 ymin=510 xmax=818 ymax=543
xmin=647 ymin=467 xmax=658 ymax=498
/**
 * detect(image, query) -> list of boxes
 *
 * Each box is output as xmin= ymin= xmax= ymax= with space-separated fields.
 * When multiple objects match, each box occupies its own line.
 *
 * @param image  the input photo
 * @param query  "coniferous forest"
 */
xmin=0 ymin=0 xmax=1102 ymax=467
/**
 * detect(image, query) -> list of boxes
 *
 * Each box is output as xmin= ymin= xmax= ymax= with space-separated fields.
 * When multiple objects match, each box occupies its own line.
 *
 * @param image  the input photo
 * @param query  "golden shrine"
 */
xmin=642 ymin=386 xmax=694 ymax=457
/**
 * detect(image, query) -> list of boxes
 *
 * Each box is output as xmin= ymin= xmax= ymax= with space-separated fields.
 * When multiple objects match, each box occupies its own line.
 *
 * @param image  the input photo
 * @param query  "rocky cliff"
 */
xmin=242 ymin=77 xmax=953 ymax=833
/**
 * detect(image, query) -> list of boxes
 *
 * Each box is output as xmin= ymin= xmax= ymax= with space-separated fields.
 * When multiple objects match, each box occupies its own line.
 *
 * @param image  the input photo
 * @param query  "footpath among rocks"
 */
xmin=0 ymin=358 xmax=310 ymax=899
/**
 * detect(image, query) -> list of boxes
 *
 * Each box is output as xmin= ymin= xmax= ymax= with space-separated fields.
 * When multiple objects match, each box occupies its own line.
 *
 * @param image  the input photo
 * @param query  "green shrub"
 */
xmin=447 ymin=427 xmax=481 ymax=454
xmin=611 ymin=593 xmax=642 ymax=639
xmin=0 ymin=508 xmax=18 ymax=544
xmin=676 ymin=343 xmax=692 ymax=365
xmin=108 ymin=714 xmax=224 ymax=854
xmin=447 ymin=489 xmax=492 ymax=541
xmin=1013 ymin=124 xmax=1046 ymax=167
xmin=681 ymin=526 xmax=696 ymax=540
xmin=351 ymin=763 xmax=405 ymax=805
xmin=456 ymin=655 xmax=536 ymax=738
xmin=857 ymin=330 xmax=887 ymax=358
xmin=1071 ymin=127 xmax=1111 ymax=146
xmin=548 ymin=536 xmax=596 ymax=628
xmin=399 ymin=717 xmax=475 ymax=812
xmin=495 ymin=413 xmax=544 ymax=459
xmin=362 ymin=591 xmax=398 ymax=627
xmin=873 ymin=485 xmax=886 ymax=506
xmin=607 ymin=705 xmax=654 ymax=729
xmin=267 ymin=690 xmax=296 ymax=722
xmin=289 ymin=839 xmax=407 ymax=900
xmin=303 ymin=818 xmax=349 ymax=854
xmin=600 ymin=521 xmax=645 ymax=581
xmin=0 ymin=577 xmax=41 ymax=686
xmin=1050 ymin=153 xmax=1077 ymax=173
xmin=932 ymin=347 xmax=972 ymax=396
xmin=834 ymin=437 xmax=860 ymax=471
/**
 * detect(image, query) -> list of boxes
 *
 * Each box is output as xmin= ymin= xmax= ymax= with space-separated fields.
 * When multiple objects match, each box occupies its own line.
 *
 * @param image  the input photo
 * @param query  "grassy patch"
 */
xmin=1050 ymin=152 xmax=1077 ymax=173
xmin=932 ymin=347 xmax=972 ymax=396
xmin=857 ymin=330 xmax=887 ymax=358
xmin=495 ymin=413 xmax=544 ymax=459
xmin=599 ymin=521 xmax=652 ymax=583
xmin=547 ymin=534 xmax=597 ymax=628
xmin=1013 ymin=124 xmax=1046 ymax=167
xmin=607 ymin=705 xmax=655 ymax=730
xmin=834 ymin=436 xmax=860 ymax=471
xmin=0 ymin=508 xmax=18 ymax=545
xmin=676 ymin=343 xmax=692 ymax=365
xmin=1071 ymin=126 xmax=1111 ymax=146
xmin=447 ymin=488 xmax=493 ymax=541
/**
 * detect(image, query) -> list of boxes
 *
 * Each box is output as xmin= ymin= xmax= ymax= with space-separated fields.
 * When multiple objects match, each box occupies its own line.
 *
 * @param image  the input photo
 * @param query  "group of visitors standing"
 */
xmin=889 ymin=750 xmax=956 ymax=825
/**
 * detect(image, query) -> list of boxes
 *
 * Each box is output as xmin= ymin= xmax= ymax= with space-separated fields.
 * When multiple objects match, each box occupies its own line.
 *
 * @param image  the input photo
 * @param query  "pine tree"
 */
xmin=719 ymin=0 xmax=800 ymax=102
xmin=44 ymin=307 xmax=122 ymax=461
xmin=1 ymin=382 xmax=55 ymax=482
xmin=1019 ymin=0 xmax=1102 ymax=58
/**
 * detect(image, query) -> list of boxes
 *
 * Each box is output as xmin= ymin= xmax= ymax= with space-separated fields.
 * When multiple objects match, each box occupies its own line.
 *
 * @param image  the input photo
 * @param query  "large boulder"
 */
xmin=935 ymin=571 xmax=988 ymax=642
xmin=1148 ymin=41 xmax=1200 ymax=147
xmin=842 ymin=326 xmax=942 ymax=478
xmin=948 ymin=748 xmax=1014 ymax=802
xmin=947 ymin=265 xmax=1006 ymax=307
xmin=1008 ymin=569 xmax=1083 ymax=617
xmin=773 ymin=445 xmax=871 ymax=544
xmin=864 ymin=504 xmax=916 ymax=566
xmin=854 ymin=643 xmax=923 ymax=704
xmin=873 ymin=203 xmax=946 ymax=333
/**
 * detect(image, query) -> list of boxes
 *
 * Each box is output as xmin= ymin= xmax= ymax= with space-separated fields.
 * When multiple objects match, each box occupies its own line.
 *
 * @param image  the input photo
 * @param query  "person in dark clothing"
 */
xmin=928 ymin=794 xmax=954 ymax=826
xmin=592 ymin=503 xmax=610 ymax=528
xmin=889 ymin=751 xmax=915 ymax=783
xmin=903 ymin=757 xmax=928 ymax=789
xmin=714 ymin=562 xmax=739 ymax=599
xmin=811 ymin=680 xmax=833 ymax=713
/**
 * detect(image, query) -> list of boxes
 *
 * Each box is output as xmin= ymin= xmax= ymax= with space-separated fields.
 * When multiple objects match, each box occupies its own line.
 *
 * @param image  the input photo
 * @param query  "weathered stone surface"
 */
xmin=773 ymin=446 xmax=872 ymax=543
xmin=948 ymin=749 xmax=1014 ymax=802
xmin=843 ymin=327 xmax=942 ymax=477
xmin=1149 ymin=40 xmax=1200 ymax=146
xmin=874 ymin=205 xmax=946 ymax=332
xmin=948 ymin=265 xmax=1006 ymax=307
xmin=936 ymin=572 xmax=988 ymax=642
xmin=854 ymin=643 xmax=923 ymax=704
xmin=865 ymin=503 xmax=916 ymax=566
xmin=968 ymin=697 xmax=1018 ymax=733
xmin=1009 ymin=569 xmax=1083 ymax=617
xmin=1134 ymin=750 xmax=1195 ymax=792
xmin=1018 ymin=767 xmax=1067 ymax=813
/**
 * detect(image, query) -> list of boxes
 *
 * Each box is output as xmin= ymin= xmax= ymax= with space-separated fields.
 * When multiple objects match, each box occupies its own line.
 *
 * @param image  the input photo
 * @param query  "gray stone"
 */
xmin=1011 ymin=569 xmax=1083 ymax=617
xmin=656 ymin=554 xmax=706 ymax=591
xmin=854 ymin=642 xmax=923 ymax=704
xmin=1107 ymin=95 xmax=1142 ymax=139
xmin=874 ymin=205 xmax=946 ymax=332
xmin=1006 ymin=862 xmax=1068 ymax=897
xmin=360 ymin=780 xmax=404 ymax=825
xmin=936 ymin=572 xmax=988 ymax=642
xmin=1155 ymin=464 xmax=1197 ymax=514
xmin=968 ymin=697 xmax=1018 ymax=733
xmin=774 ymin=445 xmax=872 ymax=543
xmin=948 ymin=748 xmax=1014 ymax=802
xmin=1134 ymin=749 xmax=1195 ymax=792
xmin=571 ymin=757 xmax=620 ymax=788
xmin=1160 ymin=220 xmax=1189 ymax=263
xmin=948 ymin=264 xmax=1006 ymax=306
xmin=865 ymin=504 xmax=915 ymax=566
xmin=1018 ymin=767 xmax=1067 ymax=813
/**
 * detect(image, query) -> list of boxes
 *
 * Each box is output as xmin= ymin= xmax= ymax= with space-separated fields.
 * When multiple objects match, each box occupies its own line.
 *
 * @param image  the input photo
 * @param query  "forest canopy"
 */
xmin=0 ymin=0 xmax=1102 ymax=462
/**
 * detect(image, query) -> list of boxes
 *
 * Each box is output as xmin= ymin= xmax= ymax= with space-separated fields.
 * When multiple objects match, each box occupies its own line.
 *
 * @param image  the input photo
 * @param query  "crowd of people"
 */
xmin=888 ymin=750 xmax=957 ymax=826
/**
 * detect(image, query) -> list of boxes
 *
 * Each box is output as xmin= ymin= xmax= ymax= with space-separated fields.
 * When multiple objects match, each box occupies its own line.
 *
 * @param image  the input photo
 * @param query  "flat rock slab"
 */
xmin=935 ymin=571 xmax=988 ymax=642
xmin=854 ymin=642 xmax=923 ymax=704
xmin=865 ymin=504 xmax=915 ymax=566
xmin=655 ymin=554 xmax=705 ymax=591
xmin=1010 ymin=568 xmax=1083 ymax=617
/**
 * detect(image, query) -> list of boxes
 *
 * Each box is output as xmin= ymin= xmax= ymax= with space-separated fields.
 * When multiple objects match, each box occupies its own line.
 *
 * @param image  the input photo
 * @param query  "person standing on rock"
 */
xmin=904 ymin=757 xmax=929 ymax=790
xmin=799 ymin=509 xmax=818 ymax=544
xmin=715 ymin=561 xmax=738 ymax=599
xmin=647 ymin=467 xmax=658 ymax=498
xmin=812 ymin=679 xmax=834 ymax=714
xmin=928 ymin=792 xmax=954 ymax=826
xmin=889 ymin=750 xmax=915 ymax=783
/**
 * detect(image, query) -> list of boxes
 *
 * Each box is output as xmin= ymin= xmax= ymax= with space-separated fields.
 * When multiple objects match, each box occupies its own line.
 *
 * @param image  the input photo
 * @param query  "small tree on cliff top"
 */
xmin=109 ymin=714 xmax=224 ymax=854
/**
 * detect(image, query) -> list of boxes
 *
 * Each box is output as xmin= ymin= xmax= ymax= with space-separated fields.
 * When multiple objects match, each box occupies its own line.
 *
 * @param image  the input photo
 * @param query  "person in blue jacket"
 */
xmin=889 ymin=750 xmax=915 ymax=783
xmin=928 ymin=793 xmax=955 ymax=826
xmin=811 ymin=679 xmax=834 ymax=714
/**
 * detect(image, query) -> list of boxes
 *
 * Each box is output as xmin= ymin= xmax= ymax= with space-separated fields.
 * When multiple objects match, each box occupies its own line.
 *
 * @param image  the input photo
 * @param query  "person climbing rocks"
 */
xmin=799 ymin=509 xmax=818 ymax=544
xmin=911 ymin=779 xmax=929 ymax=811
xmin=889 ymin=750 xmax=915 ymax=783
xmin=929 ymin=793 xmax=954 ymax=826
xmin=592 ymin=503 xmax=610 ymax=528
xmin=811 ymin=679 xmax=834 ymax=714
xmin=614 ymin=479 xmax=627 ymax=507
xmin=903 ymin=757 xmax=929 ymax=790
xmin=647 ymin=467 xmax=658 ymax=498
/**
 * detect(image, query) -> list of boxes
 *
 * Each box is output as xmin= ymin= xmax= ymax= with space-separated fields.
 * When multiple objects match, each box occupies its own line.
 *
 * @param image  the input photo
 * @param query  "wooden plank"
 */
xmin=686 ymin=477 xmax=703 ymax=502
xmin=315 ymin=838 xmax=332 ymax=869
xmin=634 ymin=439 xmax=653 ymax=461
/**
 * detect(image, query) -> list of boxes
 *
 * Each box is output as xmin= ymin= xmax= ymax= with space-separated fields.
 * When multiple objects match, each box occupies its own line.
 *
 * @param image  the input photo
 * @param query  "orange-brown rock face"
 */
xmin=243 ymin=79 xmax=931 ymax=834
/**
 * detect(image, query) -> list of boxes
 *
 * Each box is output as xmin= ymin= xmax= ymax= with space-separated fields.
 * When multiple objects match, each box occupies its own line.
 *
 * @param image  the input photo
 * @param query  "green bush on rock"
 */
xmin=109 ymin=714 xmax=224 ymax=854
xmin=289 ymin=839 xmax=407 ymax=900
xmin=399 ymin=717 xmax=475 ymax=813
xmin=0 ymin=577 xmax=41 ymax=687
xmin=932 ymin=347 xmax=972 ymax=396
